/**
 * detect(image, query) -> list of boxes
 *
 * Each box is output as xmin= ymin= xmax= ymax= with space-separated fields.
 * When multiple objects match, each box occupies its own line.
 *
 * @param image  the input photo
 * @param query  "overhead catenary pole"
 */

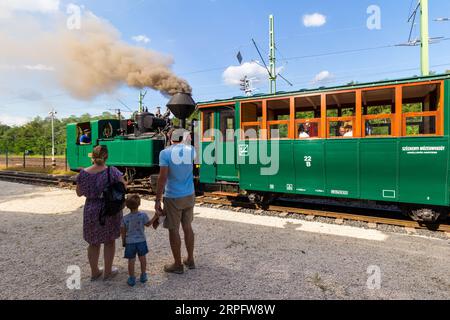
xmin=139 ymin=90 xmax=147 ymax=113
xmin=420 ymin=0 xmax=430 ymax=76
xmin=49 ymin=109 xmax=57 ymax=168
xmin=269 ymin=14 xmax=277 ymax=94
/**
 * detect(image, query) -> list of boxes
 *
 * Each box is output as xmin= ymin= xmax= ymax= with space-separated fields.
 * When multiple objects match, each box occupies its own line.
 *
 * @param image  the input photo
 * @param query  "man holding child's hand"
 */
xmin=155 ymin=129 xmax=197 ymax=275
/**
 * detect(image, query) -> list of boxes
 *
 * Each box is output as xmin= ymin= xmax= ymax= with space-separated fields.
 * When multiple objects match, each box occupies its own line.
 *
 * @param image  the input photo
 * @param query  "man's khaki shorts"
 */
xmin=163 ymin=194 xmax=196 ymax=230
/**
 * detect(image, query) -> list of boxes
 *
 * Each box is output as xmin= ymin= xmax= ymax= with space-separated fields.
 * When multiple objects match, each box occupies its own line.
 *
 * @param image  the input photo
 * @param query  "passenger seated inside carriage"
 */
xmin=344 ymin=125 xmax=353 ymax=137
xmin=298 ymin=124 xmax=310 ymax=138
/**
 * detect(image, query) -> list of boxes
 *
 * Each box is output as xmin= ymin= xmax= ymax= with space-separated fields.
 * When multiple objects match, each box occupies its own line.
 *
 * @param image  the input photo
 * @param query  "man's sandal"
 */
xmin=164 ymin=264 xmax=184 ymax=274
xmin=183 ymin=259 xmax=196 ymax=270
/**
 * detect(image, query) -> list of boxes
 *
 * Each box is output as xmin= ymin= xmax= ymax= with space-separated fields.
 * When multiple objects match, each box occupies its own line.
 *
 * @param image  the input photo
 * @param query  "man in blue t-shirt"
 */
xmin=79 ymin=129 xmax=91 ymax=145
xmin=155 ymin=129 xmax=196 ymax=274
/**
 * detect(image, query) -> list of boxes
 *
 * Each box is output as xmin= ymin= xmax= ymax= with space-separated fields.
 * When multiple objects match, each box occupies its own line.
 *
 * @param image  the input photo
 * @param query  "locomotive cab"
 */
xmin=67 ymin=119 xmax=121 ymax=170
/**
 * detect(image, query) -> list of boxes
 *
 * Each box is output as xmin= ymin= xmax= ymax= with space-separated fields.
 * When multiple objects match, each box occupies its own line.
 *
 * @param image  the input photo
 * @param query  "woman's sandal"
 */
xmin=103 ymin=267 xmax=119 ymax=281
xmin=90 ymin=268 xmax=104 ymax=281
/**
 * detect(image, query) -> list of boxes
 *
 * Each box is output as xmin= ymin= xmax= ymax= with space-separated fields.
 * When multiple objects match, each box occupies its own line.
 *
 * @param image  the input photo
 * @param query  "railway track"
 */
xmin=0 ymin=171 xmax=75 ymax=187
xmin=0 ymin=170 xmax=449 ymax=235
xmin=195 ymin=193 xmax=450 ymax=234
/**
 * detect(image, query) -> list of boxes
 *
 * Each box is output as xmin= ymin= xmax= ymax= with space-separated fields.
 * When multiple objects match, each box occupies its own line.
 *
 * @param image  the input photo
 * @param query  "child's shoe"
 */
xmin=140 ymin=273 xmax=148 ymax=283
xmin=127 ymin=276 xmax=136 ymax=287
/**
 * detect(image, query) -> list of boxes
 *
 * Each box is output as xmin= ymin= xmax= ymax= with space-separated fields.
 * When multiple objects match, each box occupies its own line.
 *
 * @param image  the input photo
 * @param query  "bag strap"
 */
xmin=107 ymin=166 xmax=111 ymax=186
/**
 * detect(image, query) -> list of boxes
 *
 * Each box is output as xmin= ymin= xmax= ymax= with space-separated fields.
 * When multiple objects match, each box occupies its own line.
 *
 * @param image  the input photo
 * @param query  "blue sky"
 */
xmin=0 ymin=0 xmax=450 ymax=125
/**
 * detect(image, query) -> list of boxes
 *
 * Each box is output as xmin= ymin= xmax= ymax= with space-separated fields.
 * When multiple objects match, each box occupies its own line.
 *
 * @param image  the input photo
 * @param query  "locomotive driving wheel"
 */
xmin=248 ymin=192 xmax=276 ymax=210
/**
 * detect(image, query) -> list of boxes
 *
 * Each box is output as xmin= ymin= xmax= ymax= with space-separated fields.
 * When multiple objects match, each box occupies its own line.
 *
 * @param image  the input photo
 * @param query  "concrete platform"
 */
xmin=0 ymin=181 xmax=449 ymax=300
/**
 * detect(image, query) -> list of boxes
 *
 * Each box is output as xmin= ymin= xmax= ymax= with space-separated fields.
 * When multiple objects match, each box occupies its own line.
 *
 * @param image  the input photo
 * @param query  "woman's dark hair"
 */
xmin=298 ymin=124 xmax=305 ymax=133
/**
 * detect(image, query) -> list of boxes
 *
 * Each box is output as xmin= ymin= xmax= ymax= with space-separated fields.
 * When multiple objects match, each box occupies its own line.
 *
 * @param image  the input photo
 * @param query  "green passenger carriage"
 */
xmin=197 ymin=74 xmax=450 ymax=222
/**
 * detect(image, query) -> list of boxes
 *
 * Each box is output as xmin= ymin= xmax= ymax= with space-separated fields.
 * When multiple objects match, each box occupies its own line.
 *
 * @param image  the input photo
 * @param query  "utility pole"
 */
xmin=240 ymin=76 xmax=255 ymax=96
xmin=269 ymin=14 xmax=277 ymax=94
xmin=420 ymin=0 xmax=430 ymax=76
xmin=49 ymin=109 xmax=57 ymax=168
xmin=139 ymin=91 xmax=147 ymax=113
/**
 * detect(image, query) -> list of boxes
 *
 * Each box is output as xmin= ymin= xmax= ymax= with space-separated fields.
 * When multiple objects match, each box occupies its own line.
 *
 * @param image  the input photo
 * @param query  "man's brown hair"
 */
xmin=126 ymin=194 xmax=141 ymax=211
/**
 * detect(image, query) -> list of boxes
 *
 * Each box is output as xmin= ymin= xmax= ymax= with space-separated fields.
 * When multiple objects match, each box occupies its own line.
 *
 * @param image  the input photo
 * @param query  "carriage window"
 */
xmin=362 ymin=88 xmax=395 ymax=137
xmin=242 ymin=101 xmax=263 ymax=122
xmin=77 ymin=123 xmax=92 ymax=145
xmin=241 ymin=124 xmax=263 ymax=139
xmin=402 ymin=84 xmax=441 ymax=136
xmin=219 ymin=109 xmax=235 ymax=142
xmin=267 ymin=99 xmax=290 ymax=139
xmin=295 ymin=95 xmax=321 ymax=139
xmin=326 ymin=92 xmax=356 ymax=138
xmin=202 ymin=111 xmax=214 ymax=141
xmin=405 ymin=116 xmax=436 ymax=135
xmin=268 ymin=123 xmax=289 ymax=139
xmin=241 ymin=101 xmax=263 ymax=140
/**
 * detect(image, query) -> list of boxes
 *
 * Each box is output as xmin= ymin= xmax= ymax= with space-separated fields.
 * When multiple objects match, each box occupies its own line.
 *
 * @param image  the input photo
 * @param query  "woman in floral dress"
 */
xmin=76 ymin=146 xmax=126 ymax=281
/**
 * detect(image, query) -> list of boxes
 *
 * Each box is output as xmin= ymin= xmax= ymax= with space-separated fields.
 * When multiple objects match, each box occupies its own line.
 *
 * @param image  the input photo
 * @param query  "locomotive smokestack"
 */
xmin=167 ymin=93 xmax=196 ymax=129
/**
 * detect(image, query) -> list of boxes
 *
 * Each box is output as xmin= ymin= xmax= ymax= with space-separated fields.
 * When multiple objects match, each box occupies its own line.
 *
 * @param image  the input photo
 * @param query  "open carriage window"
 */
xmin=241 ymin=101 xmax=263 ymax=140
xmin=267 ymin=99 xmax=290 ymax=139
xmin=402 ymin=83 xmax=441 ymax=136
xmin=202 ymin=110 xmax=214 ymax=141
xmin=326 ymin=91 xmax=356 ymax=138
xmin=295 ymin=95 xmax=321 ymax=139
xmin=362 ymin=88 xmax=395 ymax=137
xmin=77 ymin=123 xmax=92 ymax=145
xmin=219 ymin=108 xmax=235 ymax=142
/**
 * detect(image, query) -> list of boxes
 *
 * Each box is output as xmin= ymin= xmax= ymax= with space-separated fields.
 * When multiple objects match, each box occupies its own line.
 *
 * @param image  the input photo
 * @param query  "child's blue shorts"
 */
xmin=124 ymin=241 xmax=149 ymax=259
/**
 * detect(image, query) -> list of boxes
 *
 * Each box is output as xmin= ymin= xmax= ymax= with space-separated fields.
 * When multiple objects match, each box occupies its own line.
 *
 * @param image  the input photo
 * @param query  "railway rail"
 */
xmin=0 ymin=171 xmax=75 ymax=187
xmin=0 ymin=170 xmax=449 ymax=235
xmin=196 ymin=193 xmax=450 ymax=234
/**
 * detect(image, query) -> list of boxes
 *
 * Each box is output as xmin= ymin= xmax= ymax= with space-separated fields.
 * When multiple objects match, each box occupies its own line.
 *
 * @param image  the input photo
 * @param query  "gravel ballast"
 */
xmin=0 ymin=181 xmax=449 ymax=300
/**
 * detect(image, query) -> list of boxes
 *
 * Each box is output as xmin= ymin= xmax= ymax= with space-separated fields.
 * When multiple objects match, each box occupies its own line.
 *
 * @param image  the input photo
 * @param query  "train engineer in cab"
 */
xmin=80 ymin=129 xmax=92 ymax=145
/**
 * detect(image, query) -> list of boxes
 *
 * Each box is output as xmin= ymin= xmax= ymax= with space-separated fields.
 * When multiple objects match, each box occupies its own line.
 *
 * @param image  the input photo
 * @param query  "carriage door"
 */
xmin=215 ymin=107 xmax=239 ymax=182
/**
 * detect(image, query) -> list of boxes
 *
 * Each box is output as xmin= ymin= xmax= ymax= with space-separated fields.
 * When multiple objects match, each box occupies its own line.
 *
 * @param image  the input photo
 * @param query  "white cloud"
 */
xmin=0 ymin=0 xmax=60 ymax=18
xmin=0 ymin=64 xmax=54 ymax=72
xmin=23 ymin=64 xmax=55 ymax=71
xmin=132 ymin=35 xmax=151 ymax=44
xmin=0 ymin=114 xmax=31 ymax=126
xmin=303 ymin=13 xmax=327 ymax=27
xmin=223 ymin=62 xmax=268 ymax=86
xmin=313 ymin=70 xmax=333 ymax=84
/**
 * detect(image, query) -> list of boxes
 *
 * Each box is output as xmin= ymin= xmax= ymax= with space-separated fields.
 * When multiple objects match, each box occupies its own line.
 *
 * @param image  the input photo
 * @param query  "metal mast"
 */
xmin=139 ymin=90 xmax=147 ymax=113
xmin=269 ymin=14 xmax=277 ymax=94
xmin=420 ymin=0 xmax=430 ymax=76
xmin=48 ymin=109 xmax=57 ymax=168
